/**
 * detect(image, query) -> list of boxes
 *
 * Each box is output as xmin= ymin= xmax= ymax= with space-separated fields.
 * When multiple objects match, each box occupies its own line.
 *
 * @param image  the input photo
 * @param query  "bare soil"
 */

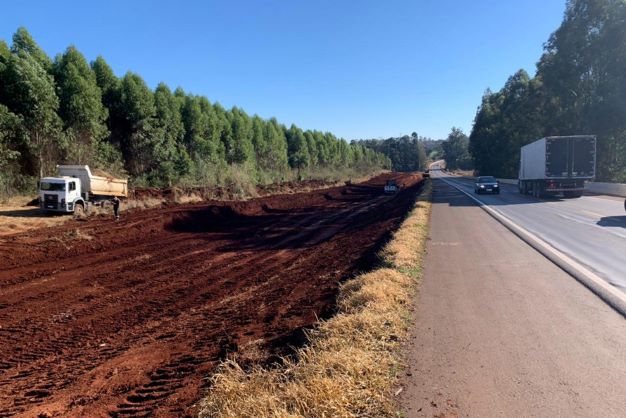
xmin=0 ymin=196 xmax=69 ymax=237
xmin=0 ymin=173 xmax=422 ymax=418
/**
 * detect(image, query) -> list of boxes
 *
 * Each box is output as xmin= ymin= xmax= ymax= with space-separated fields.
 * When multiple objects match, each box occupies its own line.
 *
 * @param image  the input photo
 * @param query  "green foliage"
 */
xmin=53 ymin=46 xmax=109 ymax=165
xmin=361 ymin=135 xmax=427 ymax=172
xmin=0 ymin=104 xmax=24 ymax=197
xmin=470 ymin=0 xmax=626 ymax=181
xmin=117 ymin=72 xmax=157 ymax=176
xmin=0 ymin=27 xmax=389 ymax=196
xmin=286 ymin=125 xmax=310 ymax=174
xmin=0 ymin=50 xmax=63 ymax=177
xmin=230 ymin=107 xmax=255 ymax=165
xmin=441 ymin=128 xmax=472 ymax=170
xmin=152 ymin=83 xmax=189 ymax=185
xmin=11 ymin=27 xmax=51 ymax=70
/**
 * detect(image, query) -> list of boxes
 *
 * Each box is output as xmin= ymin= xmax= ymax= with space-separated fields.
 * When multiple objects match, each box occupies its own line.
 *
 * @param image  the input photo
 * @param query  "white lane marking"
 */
xmin=437 ymin=175 xmax=626 ymax=309
xmin=580 ymin=209 xmax=604 ymax=218
xmin=431 ymin=241 xmax=461 ymax=246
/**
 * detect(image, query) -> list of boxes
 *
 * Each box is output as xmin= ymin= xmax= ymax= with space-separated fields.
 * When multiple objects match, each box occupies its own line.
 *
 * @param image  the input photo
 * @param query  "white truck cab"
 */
xmin=39 ymin=176 xmax=86 ymax=214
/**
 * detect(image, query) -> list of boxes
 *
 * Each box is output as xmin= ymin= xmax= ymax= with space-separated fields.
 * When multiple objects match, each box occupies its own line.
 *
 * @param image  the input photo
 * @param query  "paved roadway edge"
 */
xmin=438 ymin=176 xmax=626 ymax=318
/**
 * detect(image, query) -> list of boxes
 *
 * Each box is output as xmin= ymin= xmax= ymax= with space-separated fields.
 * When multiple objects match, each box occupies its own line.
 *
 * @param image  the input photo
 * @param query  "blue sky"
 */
xmin=2 ymin=0 xmax=565 ymax=140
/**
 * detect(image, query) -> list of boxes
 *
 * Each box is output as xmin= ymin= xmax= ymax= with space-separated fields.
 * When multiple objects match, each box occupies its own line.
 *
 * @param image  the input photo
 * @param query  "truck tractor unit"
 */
xmin=518 ymin=136 xmax=596 ymax=198
xmin=39 ymin=165 xmax=128 ymax=214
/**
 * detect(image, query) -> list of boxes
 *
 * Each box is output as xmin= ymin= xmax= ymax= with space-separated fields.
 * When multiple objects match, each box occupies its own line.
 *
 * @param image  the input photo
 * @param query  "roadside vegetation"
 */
xmin=470 ymin=0 xmax=626 ymax=182
xmin=200 ymin=180 xmax=432 ymax=417
xmin=0 ymin=28 xmax=389 ymax=200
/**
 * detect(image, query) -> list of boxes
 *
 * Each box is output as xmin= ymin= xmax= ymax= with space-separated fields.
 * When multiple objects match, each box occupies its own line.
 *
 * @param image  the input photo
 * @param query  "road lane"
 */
xmin=400 ymin=179 xmax=626 ymax=417
xmin=435 ymin=171 xmax=626 ymax=292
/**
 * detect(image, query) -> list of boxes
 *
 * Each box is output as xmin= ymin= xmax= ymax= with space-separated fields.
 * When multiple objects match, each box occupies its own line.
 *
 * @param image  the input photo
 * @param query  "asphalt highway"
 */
xmin=400 ymin=178 xmax=626 ymax=417
xmin=434 ymin=171 xmax=626 ymax=293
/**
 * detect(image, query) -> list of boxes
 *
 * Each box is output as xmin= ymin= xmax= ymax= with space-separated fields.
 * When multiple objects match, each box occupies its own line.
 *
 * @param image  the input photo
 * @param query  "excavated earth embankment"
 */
xmin=0 ymin=172 xmax=422 ymax=417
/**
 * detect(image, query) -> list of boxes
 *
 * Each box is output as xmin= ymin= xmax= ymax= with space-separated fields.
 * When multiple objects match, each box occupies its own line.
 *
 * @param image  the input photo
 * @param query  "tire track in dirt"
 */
xmin=0 ymin=173 xmax=422 ymax=417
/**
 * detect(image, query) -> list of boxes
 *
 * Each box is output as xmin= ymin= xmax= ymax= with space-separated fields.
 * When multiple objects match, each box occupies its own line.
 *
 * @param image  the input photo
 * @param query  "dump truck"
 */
xmin=39 ymin=165 xmax=128 ymax=214
xmin=518 ymin=136 xmax=596 ymax=198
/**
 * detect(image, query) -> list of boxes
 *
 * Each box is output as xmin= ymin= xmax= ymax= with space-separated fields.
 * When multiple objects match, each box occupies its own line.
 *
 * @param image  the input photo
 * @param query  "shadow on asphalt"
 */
xmin=432 ymin=178 xmax=565 ymax=207
xmin=597 ymin=216 xmax=626 ymax=228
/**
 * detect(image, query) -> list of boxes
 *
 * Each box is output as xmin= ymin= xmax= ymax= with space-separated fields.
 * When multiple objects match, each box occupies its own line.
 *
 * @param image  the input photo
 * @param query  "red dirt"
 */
xmin=0 ymin=172 xmax=423 ymax=418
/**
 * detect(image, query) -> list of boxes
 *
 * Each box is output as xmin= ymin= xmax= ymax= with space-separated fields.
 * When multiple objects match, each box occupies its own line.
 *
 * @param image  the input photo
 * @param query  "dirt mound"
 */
xmin=0 ymin=172 xmax=423 ymax=417
xmin=131 ymin=179 xmax=339 ymax=202
xmin=168 ymin=202 xmax=265 ymax=232
xmin=91 ymin=168 xmax=116 ymax=178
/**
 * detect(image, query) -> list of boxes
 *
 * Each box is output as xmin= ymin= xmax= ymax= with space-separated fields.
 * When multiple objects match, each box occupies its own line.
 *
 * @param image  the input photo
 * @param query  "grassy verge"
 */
xmin=199 ymin=180 xmax=432 ymax=417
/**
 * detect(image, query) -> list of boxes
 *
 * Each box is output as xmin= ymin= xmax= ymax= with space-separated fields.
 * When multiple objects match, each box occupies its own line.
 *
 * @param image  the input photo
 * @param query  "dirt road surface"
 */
xmin=400 ymin=179 xmax=626 ymax=417
xmin=0 ymin=173 xmax=422 ymax=418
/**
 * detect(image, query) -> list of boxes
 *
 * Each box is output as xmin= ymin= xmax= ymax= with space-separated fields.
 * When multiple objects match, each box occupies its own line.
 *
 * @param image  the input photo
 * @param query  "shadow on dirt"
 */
xmin=0 ymin=208 xmax=56 ymax=218
xmin=166 ymin=181 xmax=423 ymax=254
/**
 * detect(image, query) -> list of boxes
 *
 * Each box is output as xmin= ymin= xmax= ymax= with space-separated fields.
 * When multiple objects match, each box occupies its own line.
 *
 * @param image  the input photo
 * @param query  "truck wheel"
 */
xmin=74 ymin=202 xmax=85 ymax=217
xmin=532 ymin=183 xmax=540 ymax=198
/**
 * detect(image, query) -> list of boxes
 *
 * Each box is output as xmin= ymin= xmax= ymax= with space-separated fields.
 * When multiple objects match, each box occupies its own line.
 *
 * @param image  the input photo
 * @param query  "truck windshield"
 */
xmin=40 ymin=182 xmax=65 ymax=191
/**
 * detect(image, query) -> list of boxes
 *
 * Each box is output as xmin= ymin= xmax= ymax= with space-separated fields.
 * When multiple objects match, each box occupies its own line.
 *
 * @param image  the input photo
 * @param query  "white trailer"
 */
xmin=39 ymin=165 xmax=128 ymax=214
xmin=518 ymin=136 xmax=596 ymax=198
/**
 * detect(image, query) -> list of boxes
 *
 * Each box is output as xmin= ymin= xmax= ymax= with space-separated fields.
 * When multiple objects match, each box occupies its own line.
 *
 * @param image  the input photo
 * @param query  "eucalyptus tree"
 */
xmin=53 ymin=46 xmax=109 ymax=165
xmin=0 ymin=51 xmax=62 ymax=177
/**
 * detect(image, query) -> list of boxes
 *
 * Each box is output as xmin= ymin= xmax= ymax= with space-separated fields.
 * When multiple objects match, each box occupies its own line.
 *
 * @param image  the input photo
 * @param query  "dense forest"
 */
xmin=470 ymin=0 xmax=626 ymax=182
xmin=0 ymin=28 xmax=390 ymax=198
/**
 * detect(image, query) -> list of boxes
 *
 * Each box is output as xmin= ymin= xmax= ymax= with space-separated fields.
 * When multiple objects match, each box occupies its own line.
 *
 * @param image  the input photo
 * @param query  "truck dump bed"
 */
xmin=58 ymin=165 xmax=128 ymax=197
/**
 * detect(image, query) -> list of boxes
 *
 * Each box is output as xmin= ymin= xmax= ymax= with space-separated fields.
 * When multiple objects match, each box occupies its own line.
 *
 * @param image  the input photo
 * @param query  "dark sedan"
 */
xmin=474 ymin=176 xmax=500 ymax=194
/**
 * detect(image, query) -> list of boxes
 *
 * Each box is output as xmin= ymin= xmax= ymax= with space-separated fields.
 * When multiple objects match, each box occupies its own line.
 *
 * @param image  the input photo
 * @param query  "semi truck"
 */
xmin=39 ymin=165 xmax=128 ymax=215
xmin=518 ymin=135 xmax=596 ymax=198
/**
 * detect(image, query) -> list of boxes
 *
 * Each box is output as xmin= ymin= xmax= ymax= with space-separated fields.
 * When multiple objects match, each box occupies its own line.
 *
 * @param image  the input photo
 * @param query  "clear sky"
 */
xmin=2 ymin=0 xmax=565 ymax=140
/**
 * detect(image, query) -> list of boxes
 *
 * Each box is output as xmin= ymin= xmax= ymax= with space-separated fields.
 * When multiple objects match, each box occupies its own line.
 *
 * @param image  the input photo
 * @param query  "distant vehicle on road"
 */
xmin=384 ymin=179 xmax=399 ymax=194
xmin=518 ymin=136 xmax=596 ymax=198
xmin=474 ymin=176 xmax=500 ymax=194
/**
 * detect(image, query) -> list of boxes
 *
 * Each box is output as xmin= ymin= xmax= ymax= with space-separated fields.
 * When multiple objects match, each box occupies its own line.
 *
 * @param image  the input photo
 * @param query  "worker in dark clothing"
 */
xmin=111 ymin=196 xmax=120 ymax=220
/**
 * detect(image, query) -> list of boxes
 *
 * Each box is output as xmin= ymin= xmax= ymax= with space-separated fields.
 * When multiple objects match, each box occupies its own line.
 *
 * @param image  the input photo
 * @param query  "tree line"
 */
xmin=359 ymin=133 xmax=428 ymax=172
xmin=0 ymin=28 xmax=390 ymax=197
xmin=359 ymin=128 xmax=473 ymax=172
xmin=470 ymin=0 xmax=626 ymax=181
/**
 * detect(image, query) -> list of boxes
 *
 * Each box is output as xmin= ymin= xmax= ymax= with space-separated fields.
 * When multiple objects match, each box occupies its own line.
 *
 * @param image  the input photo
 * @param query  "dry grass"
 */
xmin=199 ymin=180 xmax=432 ymax=418
xmin=123 ymin=197 xmax=166 ymax=210
xmin=175 ymin=193 xmax=204 ymax=204
xmin=0 ymin=198 xmax=70 ymax=236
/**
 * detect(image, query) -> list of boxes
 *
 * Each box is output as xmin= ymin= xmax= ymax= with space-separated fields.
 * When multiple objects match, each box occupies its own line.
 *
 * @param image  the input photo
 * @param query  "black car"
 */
xmin=474 ymin=176 xmax=500 ymax=194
